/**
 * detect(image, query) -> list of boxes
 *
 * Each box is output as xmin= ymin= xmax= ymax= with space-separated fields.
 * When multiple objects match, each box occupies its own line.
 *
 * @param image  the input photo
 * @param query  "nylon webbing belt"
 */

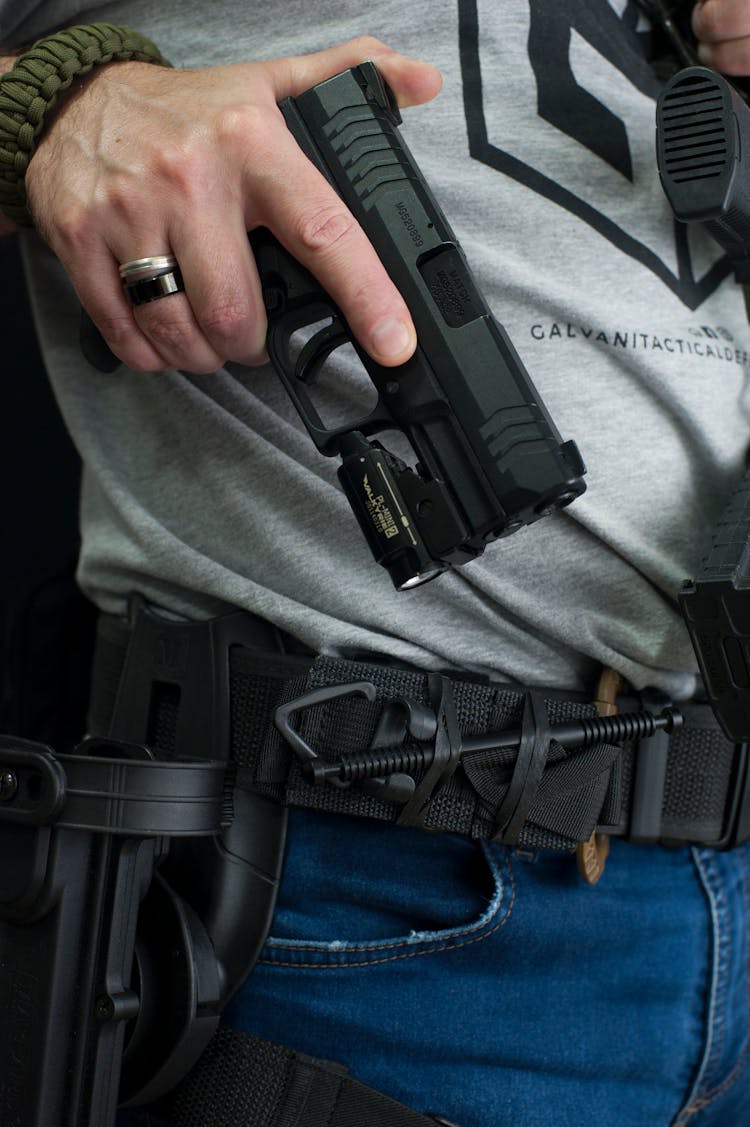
xmin=223 ymin=648 xmax=727 ymax=849
xmin=92 ymin=605 xmax=750 ymax=852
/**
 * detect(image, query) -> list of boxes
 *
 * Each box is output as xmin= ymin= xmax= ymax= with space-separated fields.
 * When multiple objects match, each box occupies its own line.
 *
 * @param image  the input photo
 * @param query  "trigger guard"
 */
xmin=265 ymin=307 xmax=398 ymax=457
xmin=296 ymin=317 xmax=350 ymax=385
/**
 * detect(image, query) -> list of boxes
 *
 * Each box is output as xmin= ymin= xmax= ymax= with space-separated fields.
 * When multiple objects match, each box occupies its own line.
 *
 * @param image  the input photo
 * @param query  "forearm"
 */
xmin=0 ymin=53 xmax=18 ymax=236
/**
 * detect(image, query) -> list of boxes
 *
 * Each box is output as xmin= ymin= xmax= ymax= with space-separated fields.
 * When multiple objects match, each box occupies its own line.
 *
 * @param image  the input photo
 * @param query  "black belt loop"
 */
xmin=628 ymin=727 xmax=670 ymax=844
xmin=628 ymin=690 xmax=671 ymax=844
xmin=492 ymin=691 xmax=550 ymax=844
xmin=395 ymin=673 xmax=462 ymax=828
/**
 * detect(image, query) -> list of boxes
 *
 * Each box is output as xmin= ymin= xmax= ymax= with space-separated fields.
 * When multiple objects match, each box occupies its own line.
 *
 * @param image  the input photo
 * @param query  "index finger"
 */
xmin=249 ymin=123 xmax=417 ymax=365
xmin=263 ymin=36 xmax=442 ymax=108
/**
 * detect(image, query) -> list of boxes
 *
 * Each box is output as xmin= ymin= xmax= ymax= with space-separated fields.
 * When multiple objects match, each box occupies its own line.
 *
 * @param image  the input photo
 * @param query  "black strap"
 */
xmin=488 ymin=691 xmax=550 ymax=842
xmin=90 ymin=606 xmax=746 ymax=852
xmin=156 ymin=1028 xmax=442 ymax=1127
xmin=232 ymin=650 xmax=743 ymax=849
xmin=229 ymin=649 xmax=621 ymax=850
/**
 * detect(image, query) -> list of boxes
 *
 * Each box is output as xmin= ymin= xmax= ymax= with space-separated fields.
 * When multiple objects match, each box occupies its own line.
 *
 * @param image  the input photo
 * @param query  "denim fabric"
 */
xmin=120 ymin=808 xmax=750 ymax=1127
xmin=222 ymin=810 xmax=750 ymax=1127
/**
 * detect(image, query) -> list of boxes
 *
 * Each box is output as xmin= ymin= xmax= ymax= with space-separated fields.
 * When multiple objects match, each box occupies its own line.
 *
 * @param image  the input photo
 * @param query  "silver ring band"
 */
xmin=119 ymin=254 xmax=178 ymax=282
xmin=119 ymin=254 xmax=185 ymax=306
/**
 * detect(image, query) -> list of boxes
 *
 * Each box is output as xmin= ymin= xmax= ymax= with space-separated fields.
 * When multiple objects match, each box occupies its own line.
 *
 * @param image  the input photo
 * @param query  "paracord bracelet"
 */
xmin=0 ymin=23 xmax=171 ymax=226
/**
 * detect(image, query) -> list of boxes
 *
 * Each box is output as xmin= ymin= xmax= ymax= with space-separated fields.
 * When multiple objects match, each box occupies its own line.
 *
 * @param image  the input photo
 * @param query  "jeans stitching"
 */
xmin=672 ymin=850 xmax=728 ymax=1125
xmin=693 ymin=848 xmax=750 ymax=1110
xmin=673 ymin=846 xmax=750 ymax=1124
xmin=258 ymin=843 xmax=515 ymax=969
xmin=703 ymin=853 xmax=729 ymax=1089
xmin=263 ymin=839 xmax=506 ymax=953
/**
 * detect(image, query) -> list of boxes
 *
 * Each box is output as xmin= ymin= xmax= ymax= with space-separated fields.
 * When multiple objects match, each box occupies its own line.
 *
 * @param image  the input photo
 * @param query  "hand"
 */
xmin=692 ymin=0 xmax=750 ymax=75
xmin=25 ymin=38 xmax=442 ymax=373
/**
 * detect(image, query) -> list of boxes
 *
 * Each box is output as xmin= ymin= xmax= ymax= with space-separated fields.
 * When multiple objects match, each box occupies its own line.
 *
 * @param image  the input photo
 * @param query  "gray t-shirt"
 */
xmin=7 ymin=0 xmax=750 ymax=698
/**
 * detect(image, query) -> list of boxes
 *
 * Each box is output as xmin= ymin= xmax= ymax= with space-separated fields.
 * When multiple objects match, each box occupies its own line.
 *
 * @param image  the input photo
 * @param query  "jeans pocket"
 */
xmin=259 ymin=808 xmax=514 ymax=969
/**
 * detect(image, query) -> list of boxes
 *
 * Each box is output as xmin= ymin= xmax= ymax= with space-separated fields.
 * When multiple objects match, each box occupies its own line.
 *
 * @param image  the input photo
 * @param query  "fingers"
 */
xmin=49 ymin=148 xmax=268 ymax=374
xmin=117 ymin=192 xmax=268 ymax=372
xmin=168 ymin=212 xmax=268 ymax=368
xmin=693 ymin=0 xmax=750 ymax=74
xmin=29 ymin=40 xmax=443 ymax=373
xmin=264 ymin=35 xmax=443 ymax=108
xmin=251 ymin=38 xmax=443 ymax=366
xmin=57 ymin=231 xmax=169 ymax=373
xmin=693 ymin=0 xmax=750 ymax=42
xmin=55 ymin=214 xmax=228 ymax=374
xmin=246 ymin=123 xmax=417 ymax=366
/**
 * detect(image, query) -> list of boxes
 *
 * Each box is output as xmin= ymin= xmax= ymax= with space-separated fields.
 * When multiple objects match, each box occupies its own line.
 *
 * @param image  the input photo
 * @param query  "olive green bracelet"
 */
xmin=0 ymin=23 xmax=171 ymax=226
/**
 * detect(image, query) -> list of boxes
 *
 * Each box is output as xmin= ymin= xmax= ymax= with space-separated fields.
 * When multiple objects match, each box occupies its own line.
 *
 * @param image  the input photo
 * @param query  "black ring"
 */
xmin=123 ymin=267 xmax=185 ymax=307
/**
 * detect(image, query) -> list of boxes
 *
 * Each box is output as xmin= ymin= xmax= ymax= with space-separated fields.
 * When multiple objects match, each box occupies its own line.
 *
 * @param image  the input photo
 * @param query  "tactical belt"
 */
xmin=91 ymin=601 xmax=750 ymax=854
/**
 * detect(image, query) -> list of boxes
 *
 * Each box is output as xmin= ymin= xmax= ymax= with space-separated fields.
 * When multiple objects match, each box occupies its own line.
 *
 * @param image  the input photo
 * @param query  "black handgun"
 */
xmin=656 ymin=66 xmax=750 ymax=740
xmin=250 ymin=63 xmax=586 ymax=590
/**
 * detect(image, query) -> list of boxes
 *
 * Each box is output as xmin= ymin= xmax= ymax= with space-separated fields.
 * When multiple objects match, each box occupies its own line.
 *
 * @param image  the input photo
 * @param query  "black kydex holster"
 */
xmin=0 ymin=599 xmax=289 ymax=1126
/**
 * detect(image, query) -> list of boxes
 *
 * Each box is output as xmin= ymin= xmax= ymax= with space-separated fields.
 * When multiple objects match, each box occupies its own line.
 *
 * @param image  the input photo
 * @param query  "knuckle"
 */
xmin=214 ymin=103 xmax=267 ymax=147
xmin=105 ymin=173 xmax=146 ymax=224
xmin=151 ymin=142 xmax=197 ymax=194
xmin=151 ymin=136 xmax=229 ymax=205
xmin=295 ymin=203 xmax=356 ymax=255
xmin=53 ymin=202 xmax=95 ymax=253
xmin=137 ymin=128 xmax=212 ymax=198
xmin=201 ymin=299 xmax=252 ymax=343
xmin=96 ymin=311 xmax=136 ymax=350
xmin=141 ymin=309 xmax=194 ymax=353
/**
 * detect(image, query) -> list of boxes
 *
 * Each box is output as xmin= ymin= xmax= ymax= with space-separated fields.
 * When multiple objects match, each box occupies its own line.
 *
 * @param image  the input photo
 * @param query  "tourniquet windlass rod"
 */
xmin=304 ymin=705 xmax=682 ymax=787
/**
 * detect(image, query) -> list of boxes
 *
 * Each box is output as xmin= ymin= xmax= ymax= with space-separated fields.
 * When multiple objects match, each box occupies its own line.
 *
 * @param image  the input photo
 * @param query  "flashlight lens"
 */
xmin=399 ymin=567 xmax=442 ymax=590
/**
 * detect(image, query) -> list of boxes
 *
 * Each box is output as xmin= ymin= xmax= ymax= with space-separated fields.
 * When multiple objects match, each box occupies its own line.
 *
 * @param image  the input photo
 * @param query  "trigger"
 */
xmin=295 ymin=316 xmax=349 ymax=384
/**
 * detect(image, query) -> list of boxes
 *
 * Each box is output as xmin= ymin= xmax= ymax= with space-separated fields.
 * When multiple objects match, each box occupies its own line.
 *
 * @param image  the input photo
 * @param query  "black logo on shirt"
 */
xmin=458 ymin=0 xmax=731 ymax=308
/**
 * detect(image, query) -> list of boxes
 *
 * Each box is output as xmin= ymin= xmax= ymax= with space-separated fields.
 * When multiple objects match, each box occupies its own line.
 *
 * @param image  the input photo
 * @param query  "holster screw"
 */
xmin=0 ymin=770 xmax=18 ymax=801
xmin=95 ymin=995 xmax=115 ymax=1022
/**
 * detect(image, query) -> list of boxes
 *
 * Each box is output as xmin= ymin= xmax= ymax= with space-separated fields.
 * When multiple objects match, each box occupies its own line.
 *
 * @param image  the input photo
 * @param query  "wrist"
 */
xmin=0 ymin=25 xmax=170 ymax=227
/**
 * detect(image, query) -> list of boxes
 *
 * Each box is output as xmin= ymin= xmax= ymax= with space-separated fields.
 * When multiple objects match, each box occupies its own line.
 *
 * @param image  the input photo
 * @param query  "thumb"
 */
xmin=264 ymin=36 xmax=442 ymax=108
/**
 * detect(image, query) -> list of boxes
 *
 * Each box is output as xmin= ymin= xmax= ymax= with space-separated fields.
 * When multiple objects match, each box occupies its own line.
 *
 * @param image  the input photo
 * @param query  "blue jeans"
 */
xmin=123 ymin=808 xmax=750 ymax=1126
xmin=223 ymin=809 xmax=750 ymax=1127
